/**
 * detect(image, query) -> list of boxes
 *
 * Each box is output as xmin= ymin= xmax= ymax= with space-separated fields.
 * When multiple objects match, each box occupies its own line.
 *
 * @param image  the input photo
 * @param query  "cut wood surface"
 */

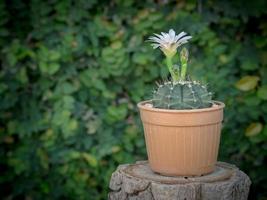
xmin=108 ymin=161 xmax=251 ymax=200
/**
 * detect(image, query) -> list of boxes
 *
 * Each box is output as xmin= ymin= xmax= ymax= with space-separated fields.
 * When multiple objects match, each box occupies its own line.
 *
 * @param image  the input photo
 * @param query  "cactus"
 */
xmin=148 ymin=29 xmax=214 ymax=110
xmin=152 ymin=80 xmax=212 ymax=109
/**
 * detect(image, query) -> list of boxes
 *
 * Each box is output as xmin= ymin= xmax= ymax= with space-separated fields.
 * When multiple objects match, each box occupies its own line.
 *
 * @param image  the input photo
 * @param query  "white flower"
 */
xmin=148 ymin=29 xmax=192 ymax=58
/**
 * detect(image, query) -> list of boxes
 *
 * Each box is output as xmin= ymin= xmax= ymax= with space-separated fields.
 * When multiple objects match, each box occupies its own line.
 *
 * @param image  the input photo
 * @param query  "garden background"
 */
xmin=0 ymin=0 xmax=267 ymax=199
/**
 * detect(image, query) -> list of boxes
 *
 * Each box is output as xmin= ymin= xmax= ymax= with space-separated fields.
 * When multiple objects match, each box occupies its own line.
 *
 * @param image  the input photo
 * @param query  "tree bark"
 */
xmin=108 ymin=161 xmax=251 ymax=200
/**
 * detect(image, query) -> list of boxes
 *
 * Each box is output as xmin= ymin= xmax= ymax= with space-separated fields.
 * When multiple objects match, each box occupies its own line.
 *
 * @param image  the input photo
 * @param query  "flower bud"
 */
xmin=180 ymin=47 xmax=189 ymax=64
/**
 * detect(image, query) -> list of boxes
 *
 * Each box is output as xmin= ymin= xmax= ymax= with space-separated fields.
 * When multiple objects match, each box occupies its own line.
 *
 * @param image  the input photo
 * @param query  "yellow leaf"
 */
xmin=245 ymin=122 xmax=263 ymax=137
xmin=219 ymin=55 xmax=228 ymax=64
xmin=235 ymin=76 xmax=260 ymax=91
xmin=111 ymin=41 xmax=122 ymax=49
xmin=82 ymin=153 xmax=98 ymax=167
xmin=111 ymin=145 xmax=121 ymax=153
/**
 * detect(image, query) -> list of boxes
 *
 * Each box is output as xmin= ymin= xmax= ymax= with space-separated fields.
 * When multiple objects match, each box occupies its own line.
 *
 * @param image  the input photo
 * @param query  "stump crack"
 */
xmin=127 ymin=182 xmax=151 ymax=196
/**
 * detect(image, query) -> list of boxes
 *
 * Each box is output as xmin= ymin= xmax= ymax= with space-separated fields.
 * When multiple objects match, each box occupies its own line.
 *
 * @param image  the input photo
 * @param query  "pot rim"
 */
xmin=138 ymin=100 xmax=225 ymax=113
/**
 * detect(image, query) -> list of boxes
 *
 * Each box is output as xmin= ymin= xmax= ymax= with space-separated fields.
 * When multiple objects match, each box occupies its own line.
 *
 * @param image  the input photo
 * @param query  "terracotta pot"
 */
xmin=138 ymin=100 xmax=225 ymax=176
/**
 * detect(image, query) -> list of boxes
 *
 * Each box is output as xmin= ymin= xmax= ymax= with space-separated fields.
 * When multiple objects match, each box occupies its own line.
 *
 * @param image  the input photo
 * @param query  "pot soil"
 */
xmin=138 ymin=100 xmax=225 ymax=176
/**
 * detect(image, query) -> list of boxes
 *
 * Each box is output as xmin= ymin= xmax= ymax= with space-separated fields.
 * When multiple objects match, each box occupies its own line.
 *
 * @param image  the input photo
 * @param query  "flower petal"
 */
xmin=169 ymin=29 xmax=176 ymax=40
xmin=148 ymin=36 xmax=162 ymax=43
xmin=154 ymin=33 xmax=163 ymax=39
xmin=174 ymin=31 xmax=187 ymax=42
xmin=178 ymin=35 xmax=192 ymax=44
xmin=151 ymin=43 xmax=161 ymax=49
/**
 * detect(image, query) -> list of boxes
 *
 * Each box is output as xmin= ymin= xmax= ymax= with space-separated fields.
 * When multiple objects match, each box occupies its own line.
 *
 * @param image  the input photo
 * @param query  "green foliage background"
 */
xmin=0 ymin=0 xmax=267 ymax=199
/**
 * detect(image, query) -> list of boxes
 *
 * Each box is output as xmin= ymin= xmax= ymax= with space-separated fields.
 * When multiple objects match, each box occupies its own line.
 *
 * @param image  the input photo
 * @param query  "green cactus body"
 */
xmin=152 ymin=81 xmax=212 ymax=110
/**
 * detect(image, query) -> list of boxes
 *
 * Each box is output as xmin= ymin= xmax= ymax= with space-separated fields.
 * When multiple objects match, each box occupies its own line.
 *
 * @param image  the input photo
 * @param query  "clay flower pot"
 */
xmin=138 ymin=100 xmax=225 ymax=176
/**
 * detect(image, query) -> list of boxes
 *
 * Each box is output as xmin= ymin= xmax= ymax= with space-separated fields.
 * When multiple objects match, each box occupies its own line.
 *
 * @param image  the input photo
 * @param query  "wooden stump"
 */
xmin=108 ymin=161 xmax=251 ymax=200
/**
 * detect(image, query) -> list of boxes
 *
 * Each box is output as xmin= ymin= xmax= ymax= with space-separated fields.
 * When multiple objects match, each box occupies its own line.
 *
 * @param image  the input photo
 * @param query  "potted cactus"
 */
xmin=138 ymin=29 xmax=225 ymax=176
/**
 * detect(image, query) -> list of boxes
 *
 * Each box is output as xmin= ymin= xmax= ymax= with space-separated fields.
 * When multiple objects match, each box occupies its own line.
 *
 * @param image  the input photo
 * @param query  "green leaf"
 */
xmin=39 ymin=62 xmax=60 ymax=75
xmin=61 ymin=118 xmax=78 ymax=138
xmin=60 ymin=82 xmax=77 ymax=94
xmin=8 ymin=158 xmax=27 ymax=175
xmin=132 ymin=52 xmax=149 ymax=65
xmin=66 ymin=150 xmax=81 ymax=160
xmin=49 ymin=50 xmax=61 ymax=61
xmin=7 ymin=121 xmax=18 ymax=134
xmin=37 ymin=148 xmax=49 ymax=170
xmin=0 ymin=83 xmax=8 ymax=94
xmin=52 ymin=110 xmax=71 ymax=126
xmin=62 ymin=95 xmax=75 ymax=110
xmin=235 ymin=76 xmax=260 ymax=91
xmin=263 ymin=125 xmax=267 ymax=137
xmin=48 ymin=63 xmax=60 ymax=75
xmin=245 ymin=122 xmax=263 ymax=137
xmin=16 ymin=68 xmax=28 ymax=84
xmin=68 ymin=119 xmax=78 ymax=131
xmin=257 ymin=85 xmax=267 ymax=100
xmin=241 ymin=59 xmax=258 ymax=71
xmin=243 ymin=93 xmax=261 ymax=106
xmin=39 ymin=61 xmax=48 ymax=74
xmin=106 ymin=104 xmax=128 ymax=123
xmin=94 ymin=79 xmax=106 ymax=91
xmin=7 ymin=52 xmax=17 ymax=67
xmin=79 ymin=69 xmax=102 ymax=88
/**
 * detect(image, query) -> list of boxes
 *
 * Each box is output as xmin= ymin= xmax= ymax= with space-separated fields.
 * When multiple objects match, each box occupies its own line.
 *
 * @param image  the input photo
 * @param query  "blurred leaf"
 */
xmin=82 ymin=153 xmax=98 ymax=167
xmin=37 ymin=148 xmax=49 ymax=170
xmin=111 ymin=145 xmax=121 ymax=153
xmin=49 ymin=50 xmax=61 ymax=61
xmin=263 ymin=125 xmax=267 ymax=137
xmin=39 ymin=62 xmax=60 ymax=75
xmin=0 ymin=83 xmax=8 ymax=94
xmin=86 ymin=119 xmax=101 ymax=135
xmin=48 ymin=63 xmax=60 ymax=75
xmin=245 ymin=122 xmax=263 ymax=137
xmin=16 ymin=68 xmax=28 ymax=84
xmin=235 ymin=76 xmax=260 ymax=91
xmin=62 ymin=119 xmax=78 ymax=138
xmin=132 ymin=52 xmax=149 ymax=65
xmin=106 ymin=104 xmax=128 ymax=123
xmin=241 ymin=59 xmax=258 ymax=71
xmin=52 ymin=110 xmax=71 ymax=126
xmin=57 ymin=82 xmax=77 ymax=95
xmin=243 ymin=93 xmax=261 ymax=106
xmin=257 ymin=85 xmax=267 ymax=100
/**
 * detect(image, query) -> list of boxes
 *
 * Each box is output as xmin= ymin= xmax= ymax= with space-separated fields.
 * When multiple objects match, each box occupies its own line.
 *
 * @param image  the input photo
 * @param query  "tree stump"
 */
xmin=108 ymin=161 xmax=251 ymax=200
